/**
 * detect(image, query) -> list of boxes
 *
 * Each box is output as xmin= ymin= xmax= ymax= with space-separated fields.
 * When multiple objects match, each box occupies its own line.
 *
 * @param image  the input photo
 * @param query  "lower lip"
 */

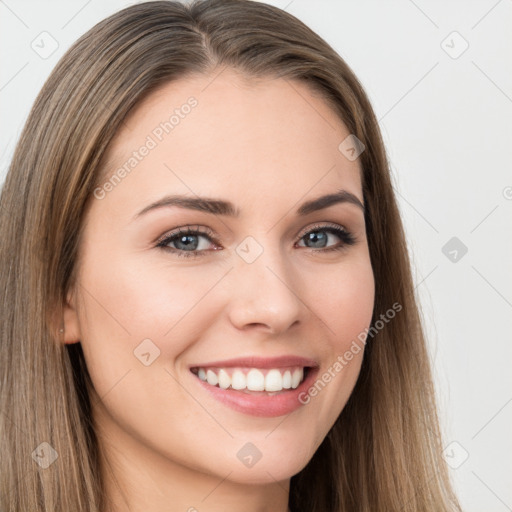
xmin=192 ymin=367 xmax=319 ymax=417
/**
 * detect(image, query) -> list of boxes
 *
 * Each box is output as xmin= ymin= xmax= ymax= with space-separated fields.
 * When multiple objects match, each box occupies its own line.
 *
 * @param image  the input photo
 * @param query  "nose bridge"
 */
xmin=227 ymin=235 xmax=303 ymax=332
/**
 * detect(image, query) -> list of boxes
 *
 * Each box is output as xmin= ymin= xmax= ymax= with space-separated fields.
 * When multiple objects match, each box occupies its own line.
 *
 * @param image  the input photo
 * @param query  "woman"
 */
xmin=0 ymin=0 xmax=462 ymax=510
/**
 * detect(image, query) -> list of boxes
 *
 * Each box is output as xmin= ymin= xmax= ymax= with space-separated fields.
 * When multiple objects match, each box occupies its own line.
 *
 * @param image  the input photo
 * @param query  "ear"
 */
xmin=61 ymin=289 xmax=82 ymax=345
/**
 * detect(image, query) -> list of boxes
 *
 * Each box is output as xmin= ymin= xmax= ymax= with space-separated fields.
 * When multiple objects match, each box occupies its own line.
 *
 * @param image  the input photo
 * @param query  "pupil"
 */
xmin=177 ymin=235 xmax=198 ymax=250
xmin=307 ymin=231 xmax=327 ymax=248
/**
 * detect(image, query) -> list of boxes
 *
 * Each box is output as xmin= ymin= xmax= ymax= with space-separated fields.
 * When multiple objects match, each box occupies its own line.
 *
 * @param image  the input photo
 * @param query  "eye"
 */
xmin=156 ymin=225 xmax=220 ymax=258
xmin=295 ymin=223 xmax=356 ymax=252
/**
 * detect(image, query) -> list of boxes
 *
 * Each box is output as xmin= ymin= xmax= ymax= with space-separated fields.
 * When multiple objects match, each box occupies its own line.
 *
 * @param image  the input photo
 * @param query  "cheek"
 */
xmin=313 ymin=255 xmax=375 ymax=347
xmin=298 ymin=255 xmax=374 ymax=418
xmin=74 ymin=252 xmax=229 ymax=393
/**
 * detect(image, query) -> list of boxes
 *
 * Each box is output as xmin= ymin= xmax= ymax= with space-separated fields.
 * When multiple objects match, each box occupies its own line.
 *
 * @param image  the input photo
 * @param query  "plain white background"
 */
xmin=1 ymin=1 xmax=511 ymax=510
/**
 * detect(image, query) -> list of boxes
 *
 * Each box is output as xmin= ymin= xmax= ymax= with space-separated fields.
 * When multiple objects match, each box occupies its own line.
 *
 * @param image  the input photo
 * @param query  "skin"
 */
xmin=63 ymin=67 xmax=375 ymax=512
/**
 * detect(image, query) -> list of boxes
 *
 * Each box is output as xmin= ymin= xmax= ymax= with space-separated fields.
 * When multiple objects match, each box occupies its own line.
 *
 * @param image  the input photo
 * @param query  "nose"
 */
xmin=225 ymin=243 xmax=304 ymax=335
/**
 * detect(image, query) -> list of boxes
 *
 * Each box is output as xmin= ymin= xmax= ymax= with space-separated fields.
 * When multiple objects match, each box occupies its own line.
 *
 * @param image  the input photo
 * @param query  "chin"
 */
xmin=203 ymin=433 xmax=318 ymax=486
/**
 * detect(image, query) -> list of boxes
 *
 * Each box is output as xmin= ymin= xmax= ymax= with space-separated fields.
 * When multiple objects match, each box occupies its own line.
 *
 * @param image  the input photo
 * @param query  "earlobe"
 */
xmin=61 ymin=291 xmax=82 ymax=345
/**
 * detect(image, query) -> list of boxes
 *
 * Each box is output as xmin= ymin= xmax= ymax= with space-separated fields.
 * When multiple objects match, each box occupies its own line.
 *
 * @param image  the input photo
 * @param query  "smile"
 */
xmin=191 ymin=366 xmax=308 ymax=393
xmin=188 ymin=356 xmax=319 ymax=417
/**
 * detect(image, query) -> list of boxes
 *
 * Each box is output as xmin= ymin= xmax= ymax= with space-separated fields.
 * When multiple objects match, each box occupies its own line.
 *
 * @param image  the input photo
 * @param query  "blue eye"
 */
xmin=156 ymin=225 xmax=218 ymax=258
xmin=297 ymin=224 xmax=356 ymax=251
xmin=156 ymin=223 xmax=356 ymax=258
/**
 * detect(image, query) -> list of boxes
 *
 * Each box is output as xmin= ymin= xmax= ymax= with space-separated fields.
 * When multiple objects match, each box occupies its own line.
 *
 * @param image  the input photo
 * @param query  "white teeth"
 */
xmin=231 ymin=370 xmax=246 ymax=390
xmin=206 ymin=369 xmax=218 ymax=386
xmin=265 ymin=369 xmax=283 ymax=392
xmin=218 ymin=369 xmax=230 ymax=389
xmin=291 ymin=369 xmax=302 ymax=389
xmin=282 ymin=370 xmax=292 ymax=389
xmin=195 ymin=366 xmax=306 ymax=392
xmin=246 ymin=369 xmax=265 ymax=391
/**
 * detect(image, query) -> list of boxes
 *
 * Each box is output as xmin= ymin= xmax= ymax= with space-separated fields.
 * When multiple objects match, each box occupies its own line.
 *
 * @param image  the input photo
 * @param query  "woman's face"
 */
xmin=64 ymin=68 xmax=374 ymax=490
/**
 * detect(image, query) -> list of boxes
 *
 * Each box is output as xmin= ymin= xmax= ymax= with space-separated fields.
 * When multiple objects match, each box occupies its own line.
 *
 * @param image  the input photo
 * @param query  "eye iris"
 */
xmin=306 ymin=231 xmax=327 ymax=248
xmin=175 ymin=234 xmax=198 ymax=250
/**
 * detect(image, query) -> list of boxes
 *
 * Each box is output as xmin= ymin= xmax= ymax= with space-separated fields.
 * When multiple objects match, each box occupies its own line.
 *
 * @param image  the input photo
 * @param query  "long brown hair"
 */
xmin=0 ymin=1 xmax=461 ymax=510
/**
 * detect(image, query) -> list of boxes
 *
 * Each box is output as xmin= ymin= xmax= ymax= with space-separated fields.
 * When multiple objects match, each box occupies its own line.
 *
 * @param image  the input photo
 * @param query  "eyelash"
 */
xmin=155 ymin=223 xmax=356 ymax=259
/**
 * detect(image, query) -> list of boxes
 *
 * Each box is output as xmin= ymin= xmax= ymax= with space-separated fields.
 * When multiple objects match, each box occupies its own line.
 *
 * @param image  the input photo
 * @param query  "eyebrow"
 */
xmin=133 ymin=189 xmax=364 ymax=221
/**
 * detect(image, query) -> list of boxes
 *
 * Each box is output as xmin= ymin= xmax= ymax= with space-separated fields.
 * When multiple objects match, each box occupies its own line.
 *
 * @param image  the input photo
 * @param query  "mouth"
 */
xmin=190 ymin=365 xmax=311 ymax=395
xmin=188 ymin=356 xmax=319 ymax=417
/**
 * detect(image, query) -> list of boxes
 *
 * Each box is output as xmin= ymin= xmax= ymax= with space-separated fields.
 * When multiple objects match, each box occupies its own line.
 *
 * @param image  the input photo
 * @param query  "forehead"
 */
xmin=96 ymin=68 xmax=363 ymax=213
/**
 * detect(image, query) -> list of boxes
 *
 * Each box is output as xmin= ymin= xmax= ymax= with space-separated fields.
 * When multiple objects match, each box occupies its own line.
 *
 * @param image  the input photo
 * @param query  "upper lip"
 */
xmin=189 ymin=355 xmax=319 ymax=369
